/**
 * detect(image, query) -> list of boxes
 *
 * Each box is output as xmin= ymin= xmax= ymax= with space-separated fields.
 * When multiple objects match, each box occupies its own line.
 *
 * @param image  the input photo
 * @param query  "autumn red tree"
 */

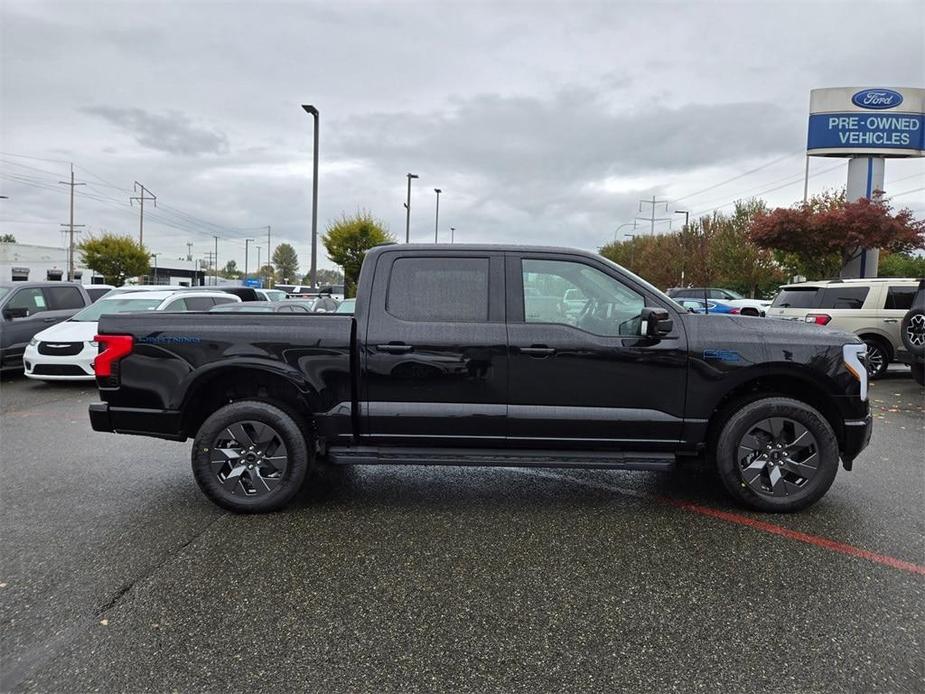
xmin=749 ymin=193 xmax=924 ymax=280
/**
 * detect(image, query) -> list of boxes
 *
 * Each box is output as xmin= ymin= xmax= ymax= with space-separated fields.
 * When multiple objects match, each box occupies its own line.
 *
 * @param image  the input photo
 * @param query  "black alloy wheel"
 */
xmin=862 ymin=338 xmax=889 ymax=380
xmin=192 ymin=400 xmax=309 ymax=513
xmin=715 ymin=397 xmax=839 ymax=512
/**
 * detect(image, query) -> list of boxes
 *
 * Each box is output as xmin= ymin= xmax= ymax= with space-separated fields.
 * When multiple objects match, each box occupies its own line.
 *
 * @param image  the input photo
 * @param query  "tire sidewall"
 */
xmin=192 ymin=400 xmax=309 ymax=513
xmin=715 ymin=397 xmax=839 ymax=512
xmin=901 ymin=309 xmax=925 ymax=357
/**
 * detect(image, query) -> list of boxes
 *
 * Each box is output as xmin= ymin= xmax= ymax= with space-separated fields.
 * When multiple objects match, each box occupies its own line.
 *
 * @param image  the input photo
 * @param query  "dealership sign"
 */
xmin=807 ymin=87 xmax=924 ymax=157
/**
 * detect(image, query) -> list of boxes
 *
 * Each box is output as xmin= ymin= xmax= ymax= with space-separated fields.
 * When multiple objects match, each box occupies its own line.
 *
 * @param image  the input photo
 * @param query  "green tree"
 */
xmin=879 ymin=251 xmax=925 ymax=277
xmin=256 ymin=264 xmax=277 ymax=284
xmin=0 ymin=233 xmax=16 ymax=243
xmin=78 ymin=233 xmax=149 ymax=285
xmin=273 ymin=243 xmax=300 ymax=283
xmin=322 ymin=211 xmax=393 ymax=297
xmin=220 ymin=259 xmax=241 ymax=279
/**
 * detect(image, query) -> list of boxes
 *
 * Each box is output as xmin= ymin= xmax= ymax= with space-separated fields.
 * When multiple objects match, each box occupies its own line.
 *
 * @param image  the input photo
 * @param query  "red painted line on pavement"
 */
xmin=664 ymin=497 xmax=925 ymax=577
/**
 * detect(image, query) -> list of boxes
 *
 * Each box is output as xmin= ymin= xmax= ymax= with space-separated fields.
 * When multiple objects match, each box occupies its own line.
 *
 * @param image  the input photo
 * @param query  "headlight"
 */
xmin=842 ymin=343 xmax=868 ymax=401
xmin=28 ymin=338 xmax=38 ymax=348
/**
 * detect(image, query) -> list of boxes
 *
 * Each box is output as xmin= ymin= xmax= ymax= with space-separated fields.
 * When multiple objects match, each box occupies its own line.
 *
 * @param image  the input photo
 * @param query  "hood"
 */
xmin=33 ymin=320 xmax=99 ymax=343
xmin=728 ymin=315 xmax=858 ymax=346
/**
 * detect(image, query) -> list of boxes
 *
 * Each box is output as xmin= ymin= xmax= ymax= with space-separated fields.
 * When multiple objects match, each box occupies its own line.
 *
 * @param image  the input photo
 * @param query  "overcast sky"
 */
xmin=1 ymin=0 xmax=923 ymax=275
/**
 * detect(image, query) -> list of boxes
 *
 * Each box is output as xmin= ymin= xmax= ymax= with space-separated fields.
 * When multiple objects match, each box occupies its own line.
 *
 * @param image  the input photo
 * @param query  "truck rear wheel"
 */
xmin=715 ymin=397 xmax=839 ymax=512
xmin=191 ymin=400 xmax=309 ymax=513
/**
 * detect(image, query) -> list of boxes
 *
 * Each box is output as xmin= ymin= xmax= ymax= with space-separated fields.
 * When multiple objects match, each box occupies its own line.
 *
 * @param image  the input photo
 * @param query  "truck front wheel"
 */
xmin=715 ymin=397 xmax=839 ymax=512
xmin=191 ymin=400 xmax=310 ymax=513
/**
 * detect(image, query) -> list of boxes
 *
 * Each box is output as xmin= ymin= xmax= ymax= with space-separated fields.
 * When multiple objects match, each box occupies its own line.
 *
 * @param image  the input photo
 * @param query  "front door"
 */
xmin=505 ymin=253 xmax=688 ymax=451
xmin=362 ymin=251 xmax=508 ymax=446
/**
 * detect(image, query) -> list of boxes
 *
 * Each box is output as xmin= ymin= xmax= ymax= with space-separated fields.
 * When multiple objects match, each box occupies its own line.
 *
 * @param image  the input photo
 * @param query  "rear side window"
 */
xmin=884 ymin=286 xmax=916 ymax=310
xmin=387 ymin=257 xmax=489 ymax=322
xmin=85 ymin=287 xmax=111 ymax=303
xmin=819 ymin=286 xmax=869 ymax=309
xmin=211 ymin=296 xmax=238 ymax=306
xmin=771 ymin=288 xmax=820 ymax=309
xmin=43 ymin=285 xmax=86 ymax=310
xmin=184 ymin=296 xmax=220 ymax=311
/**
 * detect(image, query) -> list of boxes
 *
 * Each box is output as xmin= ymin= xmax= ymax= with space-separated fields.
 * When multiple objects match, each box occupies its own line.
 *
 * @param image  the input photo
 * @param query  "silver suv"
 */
xmin=767 ymin=278 xmax=920 ymax=378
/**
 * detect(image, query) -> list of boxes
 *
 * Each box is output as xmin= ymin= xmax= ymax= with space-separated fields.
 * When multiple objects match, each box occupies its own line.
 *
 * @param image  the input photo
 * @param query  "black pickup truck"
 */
xmin=89 ymin=244 xmax=872 ymax=513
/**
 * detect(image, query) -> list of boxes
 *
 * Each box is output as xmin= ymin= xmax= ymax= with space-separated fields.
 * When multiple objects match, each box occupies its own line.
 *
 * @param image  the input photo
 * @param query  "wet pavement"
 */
xmin=1 ymin=368 xmax=923 ymax=693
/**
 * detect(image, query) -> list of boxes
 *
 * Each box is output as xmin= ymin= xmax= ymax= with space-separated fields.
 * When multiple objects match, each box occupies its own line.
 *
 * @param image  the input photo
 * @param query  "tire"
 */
xmin=901 ymin=308 xmax=925 ymax=357
xmin=861 ymin=336 xmax=890 ymax=380
xmin=715 ymin=397 xmax=839 ymax=512
xmin=912 ymin=363 xmax=925 ymax=387
xmin=740 ymin=308 xmax=759 ymax=317
xmin=191 ymin=400 xmax=310 ymax=513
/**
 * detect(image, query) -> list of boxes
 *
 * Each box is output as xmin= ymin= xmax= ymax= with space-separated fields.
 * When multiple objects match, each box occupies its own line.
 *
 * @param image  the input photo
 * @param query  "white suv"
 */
xmin=767 ymin=278 xmax=920 ymax=379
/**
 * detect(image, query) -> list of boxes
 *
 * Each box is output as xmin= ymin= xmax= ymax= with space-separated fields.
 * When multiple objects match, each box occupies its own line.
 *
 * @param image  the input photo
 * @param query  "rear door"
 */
xmin=505 ymin=252 xmax=687 ymax=450
xmin=361 ymin=250 xmax=508 ymax=445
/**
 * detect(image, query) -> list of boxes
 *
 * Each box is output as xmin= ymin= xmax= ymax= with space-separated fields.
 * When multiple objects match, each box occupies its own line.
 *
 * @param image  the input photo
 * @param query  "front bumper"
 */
xmin=89 ymin=402 xmax=186 ymax=441
xmin=24 ymin=343 xmax=96 ymax=381
xmin=841 ymin=413 xmax=873 ymax=470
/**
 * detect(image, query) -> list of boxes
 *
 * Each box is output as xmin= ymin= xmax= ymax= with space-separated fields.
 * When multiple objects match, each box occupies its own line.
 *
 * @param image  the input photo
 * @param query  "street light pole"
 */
xmin=265 ymin=225 xmax=272 ymax=288
xmin=404 ymin=173 xmax=419 ymax=242
xmin=674 ymin=210 xmax=690 ymax=287
xmin=150 ymin=253 xmax=159 ymax=284
xmin=450 ymin=226 xmax=456 ymax=243
xmin=614 ymin=222 xmax=637 ymax=243
xmin=244 ymin=238 xmax=255 ymax=282
xmin=301 ymin=105 xmax=319 ymax=288
xmin=433 ymin=188 xmax=441 ymax=242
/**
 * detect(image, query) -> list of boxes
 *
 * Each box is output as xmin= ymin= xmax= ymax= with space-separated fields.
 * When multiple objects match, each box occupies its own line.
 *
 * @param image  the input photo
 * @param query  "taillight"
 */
xmin=94 ymin=334 xmax=134 ymax=378
xmin=729 ymin=307 xmax=741 ymax=314
xmin=805 ymin=313 xmax=832 ymax=325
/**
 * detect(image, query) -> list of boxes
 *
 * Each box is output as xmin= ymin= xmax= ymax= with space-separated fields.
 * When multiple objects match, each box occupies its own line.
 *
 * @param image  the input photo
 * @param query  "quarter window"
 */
xmin=387 ymin=257 xmax=489 ymax=322
xmin=522 ymin=259 xmax=644 ymax=336
xmin=884 ymin=286 xmax=916 ymax=310
xmin=818 ymin=286 xmax=869 ymax=309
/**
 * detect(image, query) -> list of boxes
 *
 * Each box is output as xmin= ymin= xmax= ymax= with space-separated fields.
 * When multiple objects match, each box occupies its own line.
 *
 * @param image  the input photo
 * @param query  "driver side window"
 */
xmin=521 ymin=259 xmax=645 ymax=337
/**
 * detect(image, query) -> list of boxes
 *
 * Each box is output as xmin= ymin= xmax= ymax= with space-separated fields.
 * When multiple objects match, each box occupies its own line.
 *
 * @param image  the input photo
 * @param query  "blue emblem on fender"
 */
xmin=851 ymin=89 xmax=903 ymax=110
xmin=703 ymin=349 xmax=741 ymax=362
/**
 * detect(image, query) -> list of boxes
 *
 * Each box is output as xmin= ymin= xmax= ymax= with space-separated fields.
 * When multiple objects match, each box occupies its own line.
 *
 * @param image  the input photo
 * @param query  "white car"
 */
xmin=24 ymin=291 xmax=240 ymax=381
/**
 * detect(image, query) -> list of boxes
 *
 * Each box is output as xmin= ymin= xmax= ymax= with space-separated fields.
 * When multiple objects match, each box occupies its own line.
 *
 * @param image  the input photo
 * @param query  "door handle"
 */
xmin=377 ymin=343 xmax=414 ymax=354
xmin=883 ymin=319 xmax=899 ymax=323
xmin=42 ymin=317 xmax=57 ymax=322
xmin=521 ymin=345 xmax=555 ymax=357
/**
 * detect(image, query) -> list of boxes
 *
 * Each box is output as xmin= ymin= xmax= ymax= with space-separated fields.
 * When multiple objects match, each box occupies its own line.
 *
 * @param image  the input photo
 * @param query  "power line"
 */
xmin=673 ymin=150 xmax=803 ymax=203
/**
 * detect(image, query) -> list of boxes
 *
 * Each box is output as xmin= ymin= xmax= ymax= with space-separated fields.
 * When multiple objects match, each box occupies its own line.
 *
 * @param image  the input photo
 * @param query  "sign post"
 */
xmin=807 ymin=87 xmax=924 ymax=277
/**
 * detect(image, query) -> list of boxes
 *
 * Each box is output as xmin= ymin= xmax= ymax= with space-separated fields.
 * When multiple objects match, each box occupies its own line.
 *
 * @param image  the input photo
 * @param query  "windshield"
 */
xmin=262 ymin=290 xmax=288 ymax=301
xmin=70 ymin=297 xmax=162 ymax=321
xmin=336 ymin=299 xmax=356 ymax=313
xmin=724 ymin=289 xmax=745 ymax=300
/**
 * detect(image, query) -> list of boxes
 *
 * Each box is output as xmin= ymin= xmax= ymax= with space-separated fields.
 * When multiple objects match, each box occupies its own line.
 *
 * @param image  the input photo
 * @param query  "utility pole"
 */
xmin=636 ymin=195 xmax=671 ymax=235
xmin=58 ymin=163 xmax=85 ymax=281
xmin=130 ymin=182 xmax=156 ymax=247
xmin=186 ymin=242 xmax=193 ymax=261
xmin=244 ymin=238 xmax=255 ymax=282
xmin=404 ymin=173 xmax=419 ymax=242
xmin=674 ymin=210 xmax=690 ymax=287
xmin=203 ymin=252 xmax=215 ymax=286
xmin=256 ymin=246 xmax=262 ymax=286
xmin=213 ymin=235 xmax=219 ymax=286
xmin=265 ymin=225 xmax=272 ymax=288
xmin=433 ymin=188 xmax=442 ymax=242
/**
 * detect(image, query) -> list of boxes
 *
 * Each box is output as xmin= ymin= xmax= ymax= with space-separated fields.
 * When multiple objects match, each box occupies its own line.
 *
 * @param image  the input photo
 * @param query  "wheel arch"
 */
xmin=704 ymin=370 xmax=845 ymax=458
xmin=857 ymin=331 xmax=894 ymax=361
xmin=179 ymin=363 xmax=319 ymax=439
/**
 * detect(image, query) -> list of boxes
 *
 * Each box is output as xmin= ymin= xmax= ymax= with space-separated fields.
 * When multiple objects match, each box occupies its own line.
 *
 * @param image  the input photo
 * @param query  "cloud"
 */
xmin=80 ymin=106 xmax=230 ymax=156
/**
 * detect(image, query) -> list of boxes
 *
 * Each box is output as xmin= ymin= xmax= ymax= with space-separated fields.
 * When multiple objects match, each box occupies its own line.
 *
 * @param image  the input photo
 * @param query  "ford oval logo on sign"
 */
xmin=851 ymin=89 xmax=904 ymax=110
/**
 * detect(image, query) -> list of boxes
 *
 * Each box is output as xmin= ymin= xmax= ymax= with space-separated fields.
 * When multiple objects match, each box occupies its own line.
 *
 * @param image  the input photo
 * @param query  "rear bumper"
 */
xmin=841 ymin=414 xmax=873 ymax=469
xmin=89 ymin=402 xmax=186 ymax=441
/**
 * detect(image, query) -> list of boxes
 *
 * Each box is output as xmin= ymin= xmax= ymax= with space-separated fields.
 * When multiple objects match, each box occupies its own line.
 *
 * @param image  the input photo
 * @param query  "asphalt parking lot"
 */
xmin=1 ymin=369 xmax=923 ymax=693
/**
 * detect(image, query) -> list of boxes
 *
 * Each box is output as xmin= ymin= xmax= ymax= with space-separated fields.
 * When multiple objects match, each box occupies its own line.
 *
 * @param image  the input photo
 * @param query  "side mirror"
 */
xmin=640 ymin=307 xmax=673 ymax=338
xmin=3 ymin=307 xmax=29 ymax=320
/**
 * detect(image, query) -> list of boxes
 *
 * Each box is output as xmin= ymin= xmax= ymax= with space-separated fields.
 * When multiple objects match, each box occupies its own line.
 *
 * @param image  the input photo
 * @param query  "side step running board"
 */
xmin=326 ymin=446 xmax=674 ymax=472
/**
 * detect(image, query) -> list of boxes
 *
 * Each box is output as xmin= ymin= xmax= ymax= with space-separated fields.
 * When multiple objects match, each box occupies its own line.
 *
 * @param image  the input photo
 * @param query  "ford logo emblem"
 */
xmin=851 ymin=88 xmax=903 ymax=110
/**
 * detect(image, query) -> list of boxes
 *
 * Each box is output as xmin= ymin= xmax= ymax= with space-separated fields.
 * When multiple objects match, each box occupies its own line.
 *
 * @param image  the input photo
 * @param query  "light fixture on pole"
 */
xmin=674 ymin=210 xmax=690 ymax=287
xmin=614 ymin=222 xmax=637 ymax=243
xmin=301 ymin=104 xmax=320 ymax=288
xmin=244 ymin=238 xmax=255 ymax=281
xmin=404 ymin=173 xmax=419 ymax=242
xmin=450 ymin=226 xmax=456 ymax=243
xmin=433 ymin=188 xmax=442 ymax=242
